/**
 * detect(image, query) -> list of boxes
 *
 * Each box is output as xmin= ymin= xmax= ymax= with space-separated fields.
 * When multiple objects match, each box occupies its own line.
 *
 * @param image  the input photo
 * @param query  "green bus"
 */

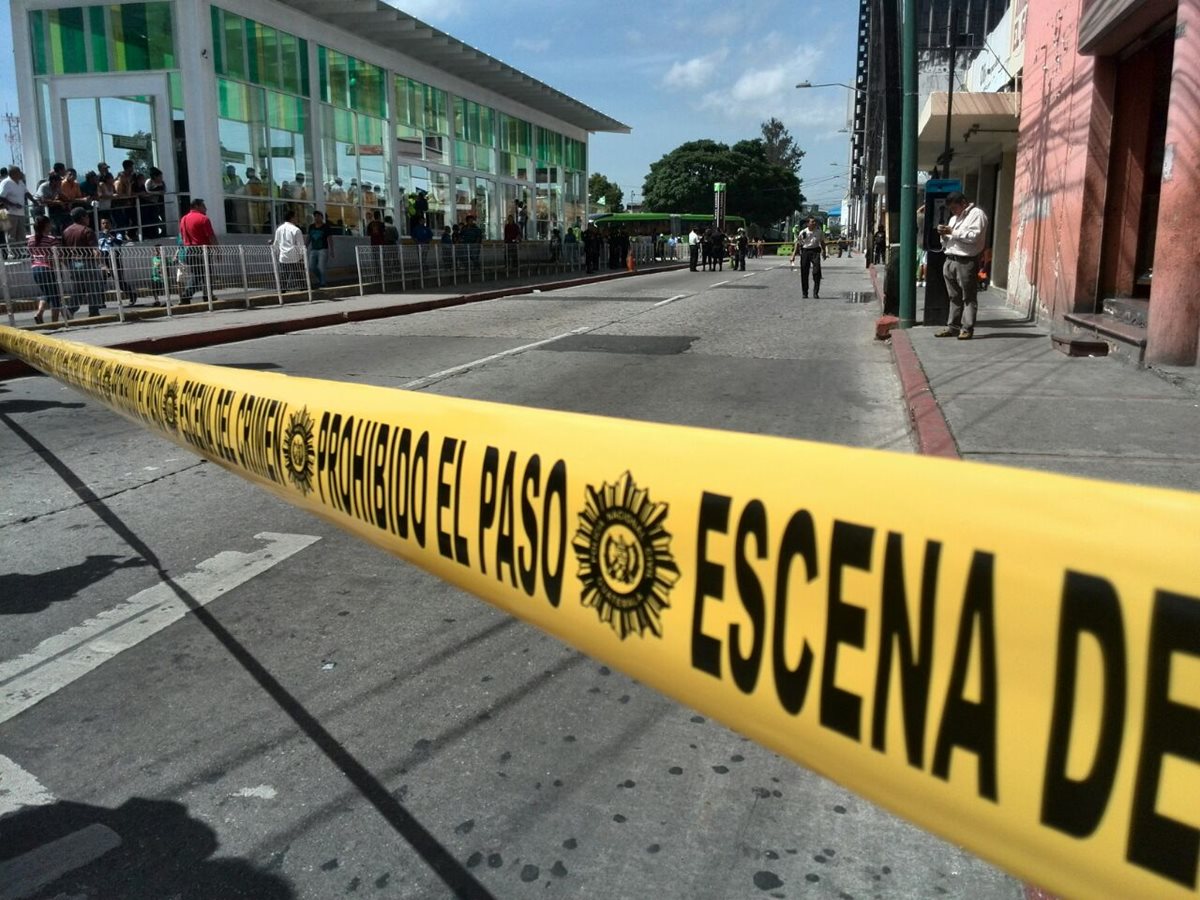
xmin=589 ymin=212 xmax=746 ymax=237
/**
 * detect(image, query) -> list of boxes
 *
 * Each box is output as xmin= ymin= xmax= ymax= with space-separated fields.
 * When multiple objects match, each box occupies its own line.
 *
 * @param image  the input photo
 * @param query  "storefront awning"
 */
xmin=917 ymin=91 xmax=1020 ymax=170
xmin=284 ymin=0 xmax=631 ymax=134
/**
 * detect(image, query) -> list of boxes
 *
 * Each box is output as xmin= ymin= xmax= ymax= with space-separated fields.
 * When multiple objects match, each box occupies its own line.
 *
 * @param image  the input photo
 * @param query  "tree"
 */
xmin=588 ymin=173 xmax=624 ymax=212
xmin=641 ymin=139 xmax=803 ymax=229
xmin=123 ymin=131 xmax=155 ymax=175
xmin=760 ymin=118 xmax=805 ymax=172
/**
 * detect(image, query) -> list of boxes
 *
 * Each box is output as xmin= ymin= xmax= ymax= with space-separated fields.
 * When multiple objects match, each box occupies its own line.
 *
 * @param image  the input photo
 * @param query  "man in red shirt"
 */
xmin=179 ymin=198 xmax=217 ymax=303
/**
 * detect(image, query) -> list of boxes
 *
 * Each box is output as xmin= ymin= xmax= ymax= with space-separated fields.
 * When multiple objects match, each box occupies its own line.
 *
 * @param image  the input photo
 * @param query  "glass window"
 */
xmin=222 ymin=10 xmax=247 ymax=81
xmin=31 ymin=4 xmax=177 ymax=76
xmin=279 ymin=32 xmax=301 ymax=96
xmin=322 ymin=105 xmax=389 ymax=234
xmin=217 ymin=78 xmax=267 ymax=234
xmin=89 ymin=7 xmax=109 ymax=72
xmin=212 ymin=8 xmax=306 ymax=95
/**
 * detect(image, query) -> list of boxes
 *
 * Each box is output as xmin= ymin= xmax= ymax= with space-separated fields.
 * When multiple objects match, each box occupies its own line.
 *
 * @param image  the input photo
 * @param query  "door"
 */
xmin=51 ymin=73 xmax=177 ymax=223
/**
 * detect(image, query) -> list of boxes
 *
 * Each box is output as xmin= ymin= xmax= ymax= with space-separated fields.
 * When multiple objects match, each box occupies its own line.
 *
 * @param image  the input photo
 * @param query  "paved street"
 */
xmin=0 ymin=255 xmax=1026 ymax=899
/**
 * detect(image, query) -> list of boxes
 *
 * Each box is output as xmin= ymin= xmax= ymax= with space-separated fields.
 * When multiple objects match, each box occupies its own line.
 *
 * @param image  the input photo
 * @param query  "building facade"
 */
xmin=1008 ymin=0 xmax=1199 ymax=366
xmin=11 ymin=0 xmax=628 ymax=240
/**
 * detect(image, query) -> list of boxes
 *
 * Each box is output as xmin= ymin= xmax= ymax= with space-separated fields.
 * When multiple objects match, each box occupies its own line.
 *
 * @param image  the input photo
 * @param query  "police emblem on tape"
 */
xmin=162 ymin=380 xmax=179 ymax=431
xmin=573 ymin=472 xmax=679 ymax=639
xmin=283 ymin=407 xmax=315 ymax=494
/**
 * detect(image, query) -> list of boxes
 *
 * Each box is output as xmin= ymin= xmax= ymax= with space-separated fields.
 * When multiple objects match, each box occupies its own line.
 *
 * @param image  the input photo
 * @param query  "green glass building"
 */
xmin=12 ymin=0 xmax=628 ymax=239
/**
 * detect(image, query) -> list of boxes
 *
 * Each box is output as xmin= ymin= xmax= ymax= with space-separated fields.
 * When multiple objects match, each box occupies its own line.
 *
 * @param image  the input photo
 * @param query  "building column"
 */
xmin=991 ymin=150 xmax=1016 ymax=291
xmin=1146 ymin=0 xmax=1200 ymax=365
xmin=177 ymin=0 xmax=224 ymax=231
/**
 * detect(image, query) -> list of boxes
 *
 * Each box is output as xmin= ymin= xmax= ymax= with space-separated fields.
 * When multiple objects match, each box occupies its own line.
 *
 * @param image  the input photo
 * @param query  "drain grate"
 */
xmin=844 ymin=291 xmax=874 ymax=303
xmin=541 ymin=335 xmax=698 ymax=355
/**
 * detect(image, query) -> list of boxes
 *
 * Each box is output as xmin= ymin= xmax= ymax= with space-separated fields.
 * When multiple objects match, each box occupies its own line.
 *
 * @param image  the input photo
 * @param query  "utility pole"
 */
xmin=898 ymin=0 xmax=918 ymax=326
xmin=3 ymin=114 xmax=22 ymax=169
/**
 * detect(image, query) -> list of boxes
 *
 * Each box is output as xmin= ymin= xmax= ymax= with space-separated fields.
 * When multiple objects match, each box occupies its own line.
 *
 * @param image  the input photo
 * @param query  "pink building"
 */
xmin=1009 ymin=0 xmax=1200 ymax=365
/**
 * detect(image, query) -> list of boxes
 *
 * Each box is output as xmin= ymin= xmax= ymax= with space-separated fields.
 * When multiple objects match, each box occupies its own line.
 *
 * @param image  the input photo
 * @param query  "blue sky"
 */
xmin=0 ymin=0 xmax=860 ymax=210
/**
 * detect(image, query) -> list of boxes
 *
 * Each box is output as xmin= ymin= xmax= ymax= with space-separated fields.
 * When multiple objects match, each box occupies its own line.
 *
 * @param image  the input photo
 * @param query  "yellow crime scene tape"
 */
xmin=2 ymin=323 xmax=1198 ymax=899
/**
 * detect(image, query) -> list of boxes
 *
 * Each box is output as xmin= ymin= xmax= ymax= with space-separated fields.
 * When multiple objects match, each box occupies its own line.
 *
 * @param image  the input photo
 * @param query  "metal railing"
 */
xmin=1 ymin=235 xmax=692 ymax=328
xmin=353 ymin=238 xmax=670 ymax=294
xmin=0 ymin=193 xmax=190 ymax=247
xmin=1 ymin=243 xmax=317 ymax=328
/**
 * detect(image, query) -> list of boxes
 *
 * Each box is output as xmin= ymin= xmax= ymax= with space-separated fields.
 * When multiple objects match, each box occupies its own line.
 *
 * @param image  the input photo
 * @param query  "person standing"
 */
xmin=411 ymin=215 xmax=433 ymax=271
xmin=734 ymin=227 xmax=749 ymax=271
xmin=62 ymin=206 xmax=104 ymax=316
xmin=687 ymin=226 xmax=701 ymax=271
xmin=272 ymin=208 xmax=306 ymax=291
xmin=306 ymin=210 xmax=332 ymax=288
xmin=0 ymin=166 xmax=35 ymax=256
xmin=460 ymin=214 xmax=483 ymax=270
xmin=935 ymin=191 xmax=989 ymax=340
xmin=873 ymin=226 xmax=887 ymax=264
xmin=503 ymin=213 xmax=521 ymax=270
xmin=98 ymin=216 xmax=138 ymax=306
xmin=582 ymin=222 xmax=601 ymax=274
xmin=242 ymin=168 xmax=268 ymax=234
xmin=36 ymin=172 xmax=68 ymax=234
xmin=179 ymin=198 xmax=217 ymax=303
xmin=797 ymin=217 xmax=826 ymax=298
xmin=710 ymin=225 xmax=726 ymax=272
xmin=366 ymin=211 xmax=387 ymax=245
xmin=27 ymin=216 xmax=62 ymax=324
xmin=144 ymin=167 xmax=166 ymax=238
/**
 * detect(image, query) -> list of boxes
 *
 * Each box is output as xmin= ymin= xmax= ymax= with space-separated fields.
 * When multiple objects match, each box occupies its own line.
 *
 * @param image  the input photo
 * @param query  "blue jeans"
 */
xmin=308 ymin=248 xmax=328 ymax=287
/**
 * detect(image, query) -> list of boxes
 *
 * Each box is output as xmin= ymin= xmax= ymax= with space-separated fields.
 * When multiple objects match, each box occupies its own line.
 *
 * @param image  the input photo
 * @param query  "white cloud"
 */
xmin=514 ymin=37 xmax=551 ymax=53
xmin=661 ymin=48 xmax=730 ymax=90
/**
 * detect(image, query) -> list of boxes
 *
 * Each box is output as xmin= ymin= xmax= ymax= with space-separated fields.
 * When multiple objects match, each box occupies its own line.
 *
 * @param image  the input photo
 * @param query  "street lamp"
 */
xmin=796 ymin=80 xmax=867 ymax=96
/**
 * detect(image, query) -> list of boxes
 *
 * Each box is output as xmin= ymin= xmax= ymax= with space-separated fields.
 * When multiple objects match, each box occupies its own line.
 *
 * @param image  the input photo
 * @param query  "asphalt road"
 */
xmin=0 ymin=256 xmax=1023 ymax=899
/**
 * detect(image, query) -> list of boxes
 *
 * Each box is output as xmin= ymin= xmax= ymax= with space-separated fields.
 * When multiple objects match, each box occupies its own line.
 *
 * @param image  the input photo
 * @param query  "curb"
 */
xmin=1 ymin=265 xmax=683 ymax=382
xmin=868 ymin=265 xmax=960 ymax=460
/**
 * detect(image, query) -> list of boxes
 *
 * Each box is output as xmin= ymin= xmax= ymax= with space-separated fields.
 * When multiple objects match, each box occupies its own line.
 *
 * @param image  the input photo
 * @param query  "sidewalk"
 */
xmin=4 ymin=256 xmax=1198 ymax=493
xmin=885 ymin=272 xmax=1200 ymax=493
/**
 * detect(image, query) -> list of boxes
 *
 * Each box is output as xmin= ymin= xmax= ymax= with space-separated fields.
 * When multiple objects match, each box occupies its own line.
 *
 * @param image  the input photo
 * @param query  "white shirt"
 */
xmin=688 ymin=229 xmax=700 ymax=246
xmin=942 ymin=203 xmax=989 ymax=257
xmin=0 ymin=177 xmax=27 ymax=213
xmin=798 ymin=227 xmax=824 ymax=251
xmin=273 ymin=221 xmax=305 ymax=264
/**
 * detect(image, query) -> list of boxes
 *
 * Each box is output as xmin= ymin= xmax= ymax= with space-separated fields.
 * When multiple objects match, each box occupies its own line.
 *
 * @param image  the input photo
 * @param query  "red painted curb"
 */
xmin=0 ymin=265 xmax=685 ymax=382
xmin=868 ymin=265 xmax=960 ymax=460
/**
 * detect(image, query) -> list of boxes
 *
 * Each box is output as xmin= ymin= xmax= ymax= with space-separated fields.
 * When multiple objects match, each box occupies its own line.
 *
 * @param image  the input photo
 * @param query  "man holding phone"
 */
xmin=934 ymin=191 xmax=989 ymax=340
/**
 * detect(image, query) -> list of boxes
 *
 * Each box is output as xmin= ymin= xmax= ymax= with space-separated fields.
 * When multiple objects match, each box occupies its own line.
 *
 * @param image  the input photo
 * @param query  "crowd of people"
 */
xmin=1 ymin=159 xmax=174 ymax=323
xmin=0 ymin=160 xmax=168 ymax=249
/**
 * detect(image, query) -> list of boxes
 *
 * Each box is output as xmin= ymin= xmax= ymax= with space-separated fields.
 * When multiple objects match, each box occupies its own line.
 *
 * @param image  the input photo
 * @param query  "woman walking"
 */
xmin=28 ymin=215 xmax=63 ymax=324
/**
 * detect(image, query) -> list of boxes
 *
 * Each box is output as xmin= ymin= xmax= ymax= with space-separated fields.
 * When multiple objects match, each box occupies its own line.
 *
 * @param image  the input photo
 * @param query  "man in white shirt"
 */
xmin=935 ymin=191 xmax=990 ymax=340
xmin=796 ymin=217 xmax=826 ymax=298
xmin=272 ymin=208 xmax=307 ymax=292
xmin=0 ymin=166 xmax=34 ymax=256
xmin=687 ymin=227 xmax=701 ymax=271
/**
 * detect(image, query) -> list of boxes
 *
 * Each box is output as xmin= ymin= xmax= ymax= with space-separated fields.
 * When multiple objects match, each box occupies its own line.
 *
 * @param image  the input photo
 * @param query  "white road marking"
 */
xmin=231 ymin=785 xmax=278 ymax=800
xmin=0 ymin=823 xmax=122 ymax=900
xmin=0 ymin=754 xmax=55 ymax=818
xmin=711 ymin=280 xmax=730 ymax=286
xmin=0 ymin=532 xmax=320 ymax=726
xmin=401 ymin=327 xmax=590 ymax=389
xmin=654 ymin=294 xmax=687 ymax=307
